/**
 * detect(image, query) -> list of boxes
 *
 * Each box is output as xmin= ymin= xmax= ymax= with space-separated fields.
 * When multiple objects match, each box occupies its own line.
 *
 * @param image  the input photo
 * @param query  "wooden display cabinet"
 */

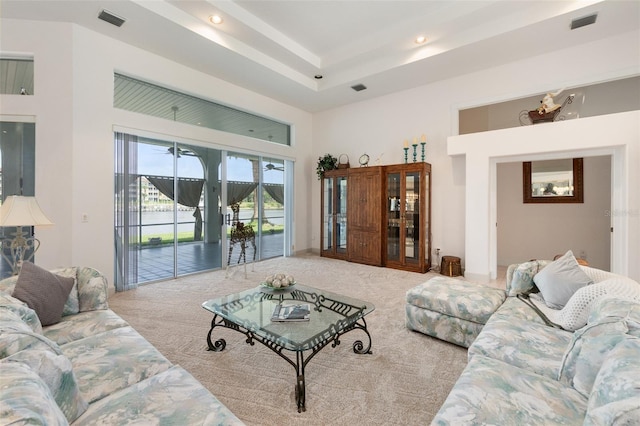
xmin=384 ymin=163 xmax=431 ymax=273
xmin=320 ymin=163 xmax=429 ymax=273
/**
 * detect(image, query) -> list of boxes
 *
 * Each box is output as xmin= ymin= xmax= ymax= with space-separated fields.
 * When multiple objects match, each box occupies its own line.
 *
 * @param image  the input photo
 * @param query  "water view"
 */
xmin=139 ymin=208 xmax=285 ymax=238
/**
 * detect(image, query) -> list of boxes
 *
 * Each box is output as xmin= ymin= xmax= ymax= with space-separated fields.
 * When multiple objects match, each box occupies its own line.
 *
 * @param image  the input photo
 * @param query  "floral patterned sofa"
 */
xmin=0 ymin=265 xmax=244 ymax=425
xmin=431 ymin=260 xmax=640 ymax=425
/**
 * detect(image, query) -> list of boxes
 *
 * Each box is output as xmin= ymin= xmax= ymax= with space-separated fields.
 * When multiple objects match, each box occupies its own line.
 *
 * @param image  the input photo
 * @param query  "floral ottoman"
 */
xmin=405 ymin=276 xmax=506 ymax=347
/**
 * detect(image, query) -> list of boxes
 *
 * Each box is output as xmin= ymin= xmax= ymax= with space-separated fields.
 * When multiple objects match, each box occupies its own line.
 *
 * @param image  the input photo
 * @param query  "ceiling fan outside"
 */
xmin=167 ymin=147 xmax=198 ymax=157
xmin=264 ymin=163 xmax=284 ymax=171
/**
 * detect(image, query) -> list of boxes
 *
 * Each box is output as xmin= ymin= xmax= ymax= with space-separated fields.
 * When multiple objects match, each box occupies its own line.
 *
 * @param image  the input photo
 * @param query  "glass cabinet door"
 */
xmin=386 ymin=172 xmax=401 ymax=262
xmin=336 ymin=176 xmax=348 ymax=255
xmin=321 ymin=172 xmax=348 ymax=258
xmin=384 ymin=163 xmax=431 ymax=273
xmin=322 ymin=176 xmax=334 ymax=252
xmin=423 ymin=171 xmax=430 ymax=269
xmin=404 ymin=172 xmax=420 ymax=265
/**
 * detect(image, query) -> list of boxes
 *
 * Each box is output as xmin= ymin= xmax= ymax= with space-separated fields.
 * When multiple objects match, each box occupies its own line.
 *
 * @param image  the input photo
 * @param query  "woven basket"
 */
xmin=440 ymin=256 xmax=462 ymax=277
xmin=337 ymin=154 xmax=350 ymax=169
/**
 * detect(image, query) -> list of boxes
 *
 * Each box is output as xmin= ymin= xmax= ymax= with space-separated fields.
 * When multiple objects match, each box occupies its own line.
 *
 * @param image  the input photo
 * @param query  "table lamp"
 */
xmin=0 ymin=195 xmax=54 ymax=275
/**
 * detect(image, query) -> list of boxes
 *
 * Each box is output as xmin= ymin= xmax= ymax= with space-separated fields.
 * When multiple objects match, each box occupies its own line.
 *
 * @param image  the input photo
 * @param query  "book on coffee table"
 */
xmin=271 ymin=302 xmax=311 ymax=322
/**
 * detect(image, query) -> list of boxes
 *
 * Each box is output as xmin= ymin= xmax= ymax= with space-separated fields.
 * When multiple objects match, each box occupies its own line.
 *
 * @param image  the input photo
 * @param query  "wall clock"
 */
xmin=359 ymin=153 xmax=370 ymax=167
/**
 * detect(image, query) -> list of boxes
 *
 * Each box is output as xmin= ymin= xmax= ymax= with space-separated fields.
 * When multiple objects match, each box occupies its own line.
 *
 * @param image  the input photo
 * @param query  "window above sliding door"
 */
xmin=114 ymin=74 xmax=291 ymax=145
xmin=0 ymin=57 xmax=34 ymax=95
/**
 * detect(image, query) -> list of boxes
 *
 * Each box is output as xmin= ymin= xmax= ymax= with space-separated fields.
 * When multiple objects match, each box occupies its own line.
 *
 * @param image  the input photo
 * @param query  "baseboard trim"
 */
xmin=463 ymin=271 xmax=490 ymax=283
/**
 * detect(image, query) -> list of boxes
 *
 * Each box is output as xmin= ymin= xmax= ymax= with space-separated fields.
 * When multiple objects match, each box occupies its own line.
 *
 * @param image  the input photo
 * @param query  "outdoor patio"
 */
xmin=135 ymin=232 xmax=284 ymax=283
xmin=0 ymin=233 xmax=284 ymax=284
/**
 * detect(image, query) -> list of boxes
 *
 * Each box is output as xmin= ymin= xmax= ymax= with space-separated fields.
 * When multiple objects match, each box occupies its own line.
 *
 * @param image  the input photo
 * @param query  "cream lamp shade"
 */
xmin=0 ymin=196 xmax=54 ymax=227
xmin=1 ymin=196 xmax=54 ymax=275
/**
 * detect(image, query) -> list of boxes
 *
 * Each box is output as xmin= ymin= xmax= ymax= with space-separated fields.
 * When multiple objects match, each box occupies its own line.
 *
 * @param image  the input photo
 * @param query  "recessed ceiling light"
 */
xmin=209 ymin=15 xmax=223 ymax=24
xmin=415 ymin=35 xmax=427 ymax=44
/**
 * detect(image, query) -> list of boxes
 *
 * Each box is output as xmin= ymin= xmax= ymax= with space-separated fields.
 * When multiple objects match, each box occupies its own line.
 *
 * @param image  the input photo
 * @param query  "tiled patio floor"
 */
xmin=135 ymin=232 xmax=284 ymax=283
xmin=1 ymin=233 xmax=284 ymax=283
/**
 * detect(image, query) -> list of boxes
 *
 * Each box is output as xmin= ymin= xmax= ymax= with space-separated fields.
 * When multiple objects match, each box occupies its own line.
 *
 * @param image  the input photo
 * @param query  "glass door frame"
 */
xmin=115 ymin=133 xmax=219 ymax=288
xmin=321 ymin=169 xmax=348 ymax=259
xmin=221 ymin=152 xmax=290 ymax=268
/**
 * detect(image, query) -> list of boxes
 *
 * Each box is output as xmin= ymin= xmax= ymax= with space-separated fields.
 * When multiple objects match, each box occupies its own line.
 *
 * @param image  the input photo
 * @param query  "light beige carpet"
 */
xmin=109 ymin=254 xmax=477 ymax=425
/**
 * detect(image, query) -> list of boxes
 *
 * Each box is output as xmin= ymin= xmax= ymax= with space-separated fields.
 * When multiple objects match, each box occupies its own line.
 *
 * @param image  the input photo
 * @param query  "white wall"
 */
xmin=0 ymin=22 xmax=75 ymax=275
xmin=1 ymin=19 xmax=313 ymax=284
xmin=449 ymin=111 xmax=639 ymax=282
xmin=312 ymin=30 xmax=640 ymax=275
xmin=497 ymin=156 xmax=612 ymax=270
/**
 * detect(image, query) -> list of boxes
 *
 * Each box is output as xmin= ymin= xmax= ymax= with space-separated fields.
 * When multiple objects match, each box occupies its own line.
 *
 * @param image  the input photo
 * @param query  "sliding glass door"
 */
xmin=224 ymin=153 xmax=285 ymax=268
xmin=115 ymin=133 xmax=222 ymax=289
xmin=115 ymin=134 xmax=290 ymax=289
xmin=261 ymin=157 xmax=285 ymax=259
xmin=225 ymin=153 xmax=259 ymax=267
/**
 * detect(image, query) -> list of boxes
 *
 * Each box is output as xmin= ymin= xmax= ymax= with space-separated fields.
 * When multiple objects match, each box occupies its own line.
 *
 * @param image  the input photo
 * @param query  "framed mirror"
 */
xmin=523 ymin=158 xmax=583 ymax=203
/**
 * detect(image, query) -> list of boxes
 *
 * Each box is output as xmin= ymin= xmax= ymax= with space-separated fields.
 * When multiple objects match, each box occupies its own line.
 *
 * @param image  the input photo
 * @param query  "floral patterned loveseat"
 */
xmin=0 ymin=265 xmax=244 ymax=425
xmin=432 ymin=261 xmax=640 ymax=425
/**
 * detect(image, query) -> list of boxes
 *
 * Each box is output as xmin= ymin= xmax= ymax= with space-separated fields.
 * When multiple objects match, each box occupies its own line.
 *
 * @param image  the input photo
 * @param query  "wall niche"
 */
xmin=459 ymin=76 xmax=640 ymax=135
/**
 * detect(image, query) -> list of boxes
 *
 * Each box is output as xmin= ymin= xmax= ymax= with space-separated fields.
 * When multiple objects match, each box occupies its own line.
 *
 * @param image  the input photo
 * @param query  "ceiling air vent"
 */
xmin=351 ymin=83 xmax=367 ymax=92
xmin=98 ymin=9 xmax=126 ymax=27
xmin=571 ymin=13 xmax=597 ymax=30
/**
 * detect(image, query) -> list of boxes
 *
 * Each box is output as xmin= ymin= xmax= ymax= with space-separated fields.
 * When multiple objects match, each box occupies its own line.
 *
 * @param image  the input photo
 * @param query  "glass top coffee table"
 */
xmin=202 ymin=283 xmax=375 ymax=412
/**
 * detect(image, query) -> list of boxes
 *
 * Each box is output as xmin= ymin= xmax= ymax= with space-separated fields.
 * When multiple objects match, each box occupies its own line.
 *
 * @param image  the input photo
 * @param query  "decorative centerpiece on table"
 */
xmin=261 ymin=273 xmax=296 ymax=292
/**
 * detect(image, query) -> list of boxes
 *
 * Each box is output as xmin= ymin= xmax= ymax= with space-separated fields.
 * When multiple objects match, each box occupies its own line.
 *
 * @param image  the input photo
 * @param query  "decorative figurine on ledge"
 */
xmin=519 ymin=89 xmax=575 ymax=125
xmin=538 ymin=88 xmax=564 ymax=114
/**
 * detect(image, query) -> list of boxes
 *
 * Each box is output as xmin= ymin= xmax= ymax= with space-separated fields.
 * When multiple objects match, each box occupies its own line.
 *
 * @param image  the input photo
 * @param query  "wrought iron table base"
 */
xmin=206 ymin=315 xmax=373 ymax=412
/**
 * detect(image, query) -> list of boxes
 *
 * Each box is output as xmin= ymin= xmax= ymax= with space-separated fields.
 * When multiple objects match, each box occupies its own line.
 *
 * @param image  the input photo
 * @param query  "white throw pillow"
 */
xmin=533 ymin=250 xmax=593 ymax=309
xmin=557 ymin=281 xmax=640 ymax=331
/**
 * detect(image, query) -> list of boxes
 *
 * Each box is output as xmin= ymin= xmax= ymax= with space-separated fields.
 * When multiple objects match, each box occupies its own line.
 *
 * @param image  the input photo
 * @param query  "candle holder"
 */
xmin=412 ymin=144 xmax=418 ymax=163
xmin=403 ymin=147 xmax=409 ymax=164
xmin=420 ymin=142 xmax=426 ymax=162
